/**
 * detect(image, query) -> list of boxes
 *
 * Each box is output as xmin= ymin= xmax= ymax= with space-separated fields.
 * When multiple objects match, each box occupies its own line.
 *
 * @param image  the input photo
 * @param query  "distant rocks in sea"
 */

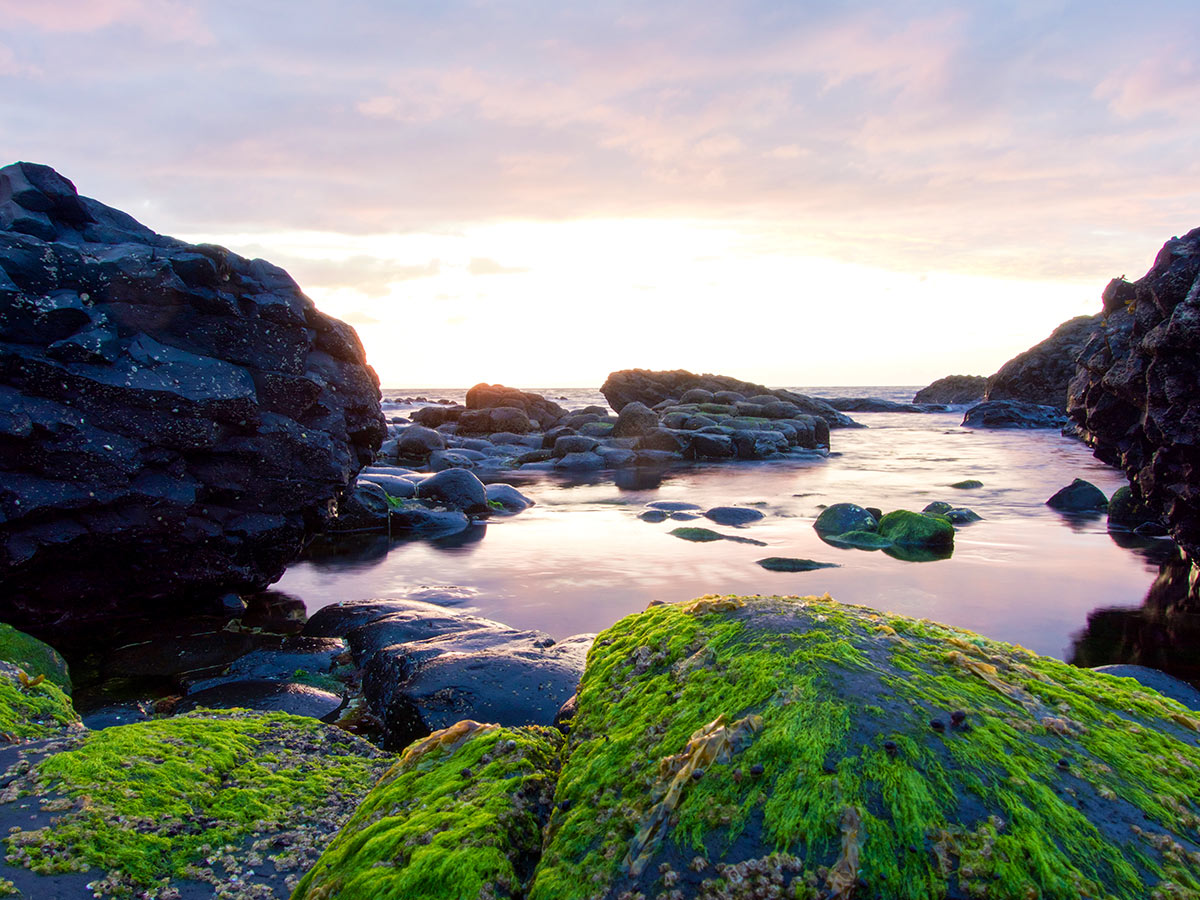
xmin=1069 ymin=226 xmax=1200 ymax=557
xmin=0 ymin=162 xmax=385 ymax=630
xmin=600 ymin=368 xmax=860 ymax=428
xmin=912 ymin=374 xmax=987 ymax=405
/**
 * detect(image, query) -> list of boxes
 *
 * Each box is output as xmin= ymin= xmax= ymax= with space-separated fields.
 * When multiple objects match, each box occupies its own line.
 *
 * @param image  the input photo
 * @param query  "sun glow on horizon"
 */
xmin=179 ymin=218 xmax=1101 ymax=389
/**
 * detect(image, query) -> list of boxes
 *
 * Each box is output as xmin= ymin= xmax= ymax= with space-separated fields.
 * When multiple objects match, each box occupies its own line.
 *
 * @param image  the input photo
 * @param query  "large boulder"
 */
xmin=600 ymin=368 xmax=858 ymax=428
xmin=962 ymin=399 xmax=1067 ymax=429
xmin=0 ymin=162 xmax=385 ymax=630
xmin=465 ymin=383 xmax=566 ymax=429
xmin=1068 ymin=227 xmax=1200 ymax=557
xmin=532 ymin=595 xmax=1200 ymax=899
xmin=986 ymin=315 xmax=1102 ymax=410
xmin=913 ymin=374 xmax=987 ymax=404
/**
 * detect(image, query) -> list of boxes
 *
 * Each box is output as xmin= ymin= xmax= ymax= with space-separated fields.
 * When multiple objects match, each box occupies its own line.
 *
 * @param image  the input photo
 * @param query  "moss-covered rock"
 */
xmin=1 ymin=709 xmax=388 ymax=897
xmin=755 ymin=558 xmax=839 ymax=572
xmin=0 ymin=660 xmax=79 ymax=742
xmin=823 ymin=530 xmax=894 ymax=550
xmin=878 ymin=510 xmax=956 ymax=549
xmin=293 ymin=722 xmax=563 ymax=900
xmin=1046 ymin=478 xmax=1109 ymax=512
xmin=531 ymin=594 xmax=1200 ymax=900
xmin=0 ymin=625 xmax=71 ymax=694
xmin=813 ymin=503 xmax=878 ymax=538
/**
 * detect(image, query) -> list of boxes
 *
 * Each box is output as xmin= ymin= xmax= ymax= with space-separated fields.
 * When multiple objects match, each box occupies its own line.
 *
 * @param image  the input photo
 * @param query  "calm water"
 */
xmin=276 ymin=387 xmax=1171 ymax=665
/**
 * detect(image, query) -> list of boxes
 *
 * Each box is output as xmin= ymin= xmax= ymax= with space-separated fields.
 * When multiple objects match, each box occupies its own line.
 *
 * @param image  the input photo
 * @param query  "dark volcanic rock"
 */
xmin=1068 ymin=227 xmax=1200 ymax=557
xmin=0 ymin=162 xmax=385 ymax=630
xmin=913 ymin=374 xmax=987 ymax=404
xmin=821 ymin=397 xmax=933 ymax=413
xmin=986 ymin=315 xmax=1101 ymax=410
xmin=1046 ymin=478 xmax=1109 ymax=513
xmin=962 ymin=399 xmax=1067 ymax=429
xmin=600 ymin=368 xmax=858 ymax=428
xmin=465 ymin=383 xmax=566 ymax=429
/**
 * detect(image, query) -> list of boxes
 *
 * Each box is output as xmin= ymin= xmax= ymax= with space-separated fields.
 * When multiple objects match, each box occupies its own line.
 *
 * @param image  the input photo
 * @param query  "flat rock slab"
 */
xmin=755 ymin=557 xmax=839 ymax=572
xmin=703 ymin=506 xmax=766 ymax=526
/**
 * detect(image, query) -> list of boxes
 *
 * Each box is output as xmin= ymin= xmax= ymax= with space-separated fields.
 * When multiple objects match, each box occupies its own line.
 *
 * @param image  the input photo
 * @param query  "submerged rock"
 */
xmin=1106 ymin=485 xmax=1162 ymax=533
xmin=703 ymin=506 xmax=765 ymax=527
xmin=529 ymin=594 xmax=1200 ymax=899
xmin=0 ymin=162 xmax=386 ymax=630
xmin=755 ymin=557 xmax=839 ymax=572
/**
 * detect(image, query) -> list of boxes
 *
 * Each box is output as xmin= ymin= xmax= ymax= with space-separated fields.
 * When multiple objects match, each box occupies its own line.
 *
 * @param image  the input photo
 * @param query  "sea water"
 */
xmin=275 ymin=387 xmax=1184 ymax=675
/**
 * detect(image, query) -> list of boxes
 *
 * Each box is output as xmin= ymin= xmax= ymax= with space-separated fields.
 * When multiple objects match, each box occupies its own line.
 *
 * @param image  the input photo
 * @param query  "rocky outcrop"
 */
xmin=913 ymin=374 xmax=987 ymax=404
xmin=0 ymin=162 xmax=385 ymax=630
xmin=296 ymin=595 xmax=1200 ymax=899
xmin=465 ymin=383 xmax=566 ymax=429
xmin=961 ymin=399 xmax=1067 ymax=429
xmin=985 ymin=315 xmax=1100 ymax=409
xmin=600 ymin=368 xmax=859 ymax=427
xmin=1068 ymin=228 xmax=1200 ymax=556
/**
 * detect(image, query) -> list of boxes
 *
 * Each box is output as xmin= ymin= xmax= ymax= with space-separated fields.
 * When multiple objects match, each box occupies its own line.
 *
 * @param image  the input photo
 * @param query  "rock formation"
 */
xmin=985 ymin=315 xmax=1101 ymax=409
xmin=913 ymin=374 xmax=987 ymax=404
xmin=0 ymin=162 xmax=385 ymax=629
xmin=1068 ymin=227 xmax=1200 ymax=556
xmin=600 ymin=368 xmax=859 ymax=427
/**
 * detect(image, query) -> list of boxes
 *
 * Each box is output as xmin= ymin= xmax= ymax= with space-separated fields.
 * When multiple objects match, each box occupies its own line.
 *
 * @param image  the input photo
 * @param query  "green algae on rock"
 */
xmin=877 ymin=510 xmax=955 ymax=549
xmin=823 ymin=530 xmax=894 ymax=550
xmin=0 ymin=625 xmax=71 ymax=694
xmin=0 ymin=660 xmax=79 ymax=743
xmin=670 ymin=528 xmax=767 ymax=547
xmin=2 ymin=709 xmax=387 ymax=898
xmin=529 ymin=594 xmax=1200 ymax=900
xmin=292 ymin=721 xmax=563 ymax=900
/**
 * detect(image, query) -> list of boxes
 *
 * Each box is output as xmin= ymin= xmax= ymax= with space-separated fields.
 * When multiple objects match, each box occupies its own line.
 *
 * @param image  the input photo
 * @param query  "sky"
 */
xmin=2 ymin=1 xmax=1197 ymax=388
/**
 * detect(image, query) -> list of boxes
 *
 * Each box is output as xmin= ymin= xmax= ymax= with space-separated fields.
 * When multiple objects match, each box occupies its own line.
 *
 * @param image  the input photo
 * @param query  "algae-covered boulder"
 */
xmin=1046 ymin=478 xmax=1109 ymax=513
xmin=293 ymin=721 xmax=562 ymax=900
xmin=531 ymin=594 xmax=1200 ymax=900
xmin=0 ymin=659 xmax=78 ymax=742
xmin=813 ymin=503 xmax=878 ymax=537
xmin=0 ymin=709 xmax=387 ymax=897
xmin=877 ymin=509 xmax=956 ymax=549
xmin=0 ymin=622 xmax=70 ymax=693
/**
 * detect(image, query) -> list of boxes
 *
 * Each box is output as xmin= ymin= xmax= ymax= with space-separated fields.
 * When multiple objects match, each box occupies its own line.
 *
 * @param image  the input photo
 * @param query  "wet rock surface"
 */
xmin=985 ymin=314 xmax=1102 ymax=410
xmin=1068 ymin=227 xmax=1200 ymax=557
xmin=306 ymin=598 xmax=593 ymax=750
xmin=0 ymin=162 xmax=385 ymax=631
xmin=962 ymin=399 xmax=1068 ymax=429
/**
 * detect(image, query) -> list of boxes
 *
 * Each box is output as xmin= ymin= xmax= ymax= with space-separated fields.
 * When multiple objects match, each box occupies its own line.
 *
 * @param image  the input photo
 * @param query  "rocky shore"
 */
xmin=2 ymin=164 xmax=1199 ymax=898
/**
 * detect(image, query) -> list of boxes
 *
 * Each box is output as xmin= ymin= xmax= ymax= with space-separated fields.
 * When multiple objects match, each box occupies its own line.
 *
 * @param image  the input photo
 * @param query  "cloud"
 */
xmin=0 ymin=0 xmax=213 ymax=42
xmin=468 ymin=257 xmax=527 ymax=276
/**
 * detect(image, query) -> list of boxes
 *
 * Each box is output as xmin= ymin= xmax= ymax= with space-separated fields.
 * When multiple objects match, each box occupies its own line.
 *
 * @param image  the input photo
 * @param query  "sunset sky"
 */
xmin=2 ymin=1 xmax=1197 ymax=387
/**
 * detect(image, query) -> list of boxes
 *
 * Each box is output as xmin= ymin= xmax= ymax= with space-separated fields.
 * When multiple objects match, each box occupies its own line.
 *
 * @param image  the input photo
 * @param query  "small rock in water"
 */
xmin=756 ymin=557 xmax=839 ymax=572
xmin=1046 ymin=478 xmax=1108 ymax=513
xmin=950 ymin=479 xmax=984 ymax=489
xmin=704 ymin=506 xmax=766 ymax=527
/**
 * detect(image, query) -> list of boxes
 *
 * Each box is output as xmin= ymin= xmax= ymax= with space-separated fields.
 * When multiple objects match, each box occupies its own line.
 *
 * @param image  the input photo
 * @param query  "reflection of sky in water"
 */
xmin=277 ymin=407 xmax=1163 ymax=661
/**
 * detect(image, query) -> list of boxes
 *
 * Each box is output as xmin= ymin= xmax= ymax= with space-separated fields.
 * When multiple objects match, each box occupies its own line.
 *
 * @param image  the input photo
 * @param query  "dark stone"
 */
xmin=408 ymin=405 xmax=463 ymax=428
xmin=1106 ymin=486 xmax=1161 ymax=532
xmin=755 ymin=557 xmax=839 ymax=572
xmin=962 ymin=400 xmax=1067 ymax=429
xmin=986 ymin=315 xmax=1104 ymax=410
xmin=612 ymin=401 xmax=660 ymax=438
xmin=913 ymin=375 xmax=988 ymax=405
xmin=553 ymin=434 xmax=600 ymax=457
xmin=1046 ymin=479 xmax=1109 ymax=512
xmin=688 ymin=432 xmax=735 ymax=459
xmin=813 ymin=503 xmax=878 ymax=537
xmin=0 ymin=163 xmax=385 ymax=631
xmin=821 ymin=397 xmax=932 ymax=413
xmin=645 ymin=501 xmax=702 ymax=511
xmin=600 ymin=368 xmax=856 ymax=430
xmin=465 ymin=383 xmax=566 ymax=429
xmin=1068 ymin=228 xmax=1200 ymax=557
xmin=177 ymin=680 xmax=343 ymax=720
xmin=414 ymin=468 xmax=489 ymax=514
xmin=554 ymin=451 xmax=605 ymax=471
xmin=704 ymin=506 xmax=766 ymax=527
xmin=484 ymin=483 xmax=534 ymax=513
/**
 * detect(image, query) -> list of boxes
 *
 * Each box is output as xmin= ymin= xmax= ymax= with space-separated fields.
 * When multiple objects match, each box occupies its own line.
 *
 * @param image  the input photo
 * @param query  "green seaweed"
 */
xmin=0 ymin=624 xmax=71 ymax=693
xmin=3 ymin=709 xmax=387 ymax=896
xmin=530 ymin=594 xmax=1200 ymax=900
xmin=877 ymin=510 xmax=955 ymax=548
xmin=292 ymin=722 xmax=563 ymax=900
xmin=0 ymin=661 xmax=79 ymax=742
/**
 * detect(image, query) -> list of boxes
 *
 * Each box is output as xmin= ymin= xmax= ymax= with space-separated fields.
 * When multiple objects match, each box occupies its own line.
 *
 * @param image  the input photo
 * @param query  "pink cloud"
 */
xmin=0 ymin=0 xmax=212 ymax=43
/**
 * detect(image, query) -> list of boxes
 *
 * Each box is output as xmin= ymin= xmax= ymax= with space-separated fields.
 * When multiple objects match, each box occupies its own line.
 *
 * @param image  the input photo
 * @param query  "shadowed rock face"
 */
xmin=1068 ymin=227 xmax=1200 ymax=556
xmin=985 ymin=315 xmax=1102 ymax=410
xmin=600 ymin=368 xmax=858 ymax=427
xmin=0 ymin=162 xmax=385 ymax=630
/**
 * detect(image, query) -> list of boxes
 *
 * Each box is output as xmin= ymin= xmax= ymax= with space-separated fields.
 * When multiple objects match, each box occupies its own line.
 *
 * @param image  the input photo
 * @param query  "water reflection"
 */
xmin=1069 ymin=547 xmax=1200 ymax=686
